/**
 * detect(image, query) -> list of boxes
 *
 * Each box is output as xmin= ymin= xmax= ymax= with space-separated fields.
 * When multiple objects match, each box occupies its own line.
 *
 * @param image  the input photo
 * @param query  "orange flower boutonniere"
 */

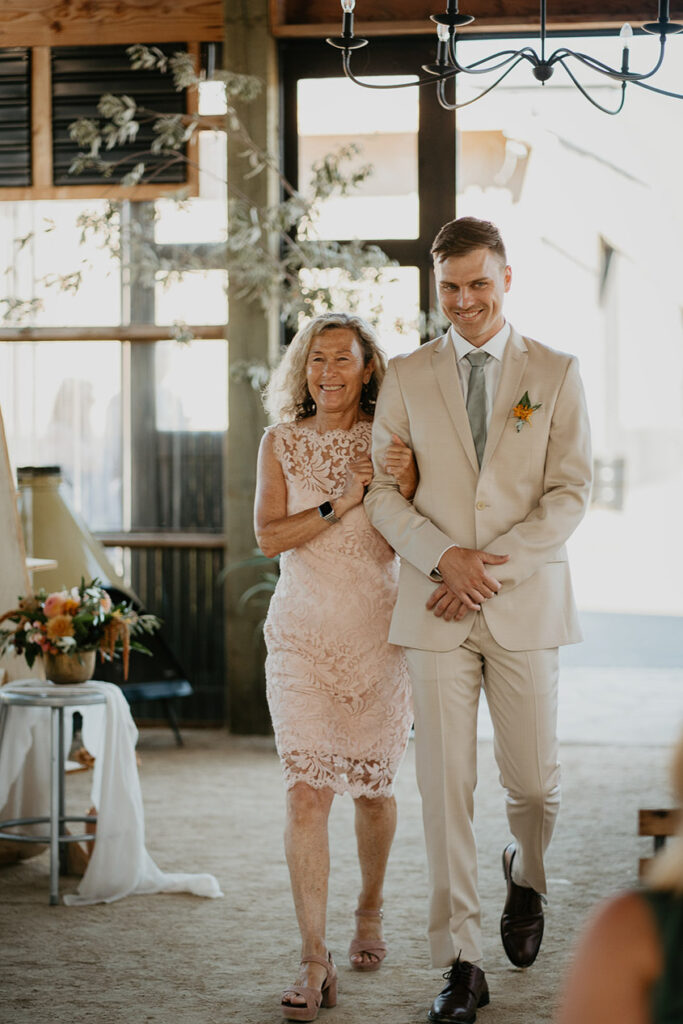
xmin=512 ymin=391 xmax=542 ymax=432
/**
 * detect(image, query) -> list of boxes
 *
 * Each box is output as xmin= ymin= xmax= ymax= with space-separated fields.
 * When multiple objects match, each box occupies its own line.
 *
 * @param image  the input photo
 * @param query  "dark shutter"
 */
xmin=0 ymin=48 xmax=31 ymax=187
xmin=51 ymin=44 xmax=188 ymax=186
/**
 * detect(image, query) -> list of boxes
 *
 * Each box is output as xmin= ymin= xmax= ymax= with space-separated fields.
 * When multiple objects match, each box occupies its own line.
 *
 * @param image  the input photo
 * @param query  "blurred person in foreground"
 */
xmin=556 ymin=733 xmax=683 ymax=1024
xmin=254 ymin=313 xmax=415 ymax=1022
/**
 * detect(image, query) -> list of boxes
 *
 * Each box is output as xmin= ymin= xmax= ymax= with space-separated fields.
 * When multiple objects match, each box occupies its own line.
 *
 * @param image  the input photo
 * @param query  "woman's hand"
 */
xmin=385 ymin=434 xmax=418 ymax=500
xmin=338 ymin=456 xmax=374 ymax=513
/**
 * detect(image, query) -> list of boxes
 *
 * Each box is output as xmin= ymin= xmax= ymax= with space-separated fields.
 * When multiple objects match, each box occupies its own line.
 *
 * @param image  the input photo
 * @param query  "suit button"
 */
xmin=476 ymin=501 xmax=486 ymax=511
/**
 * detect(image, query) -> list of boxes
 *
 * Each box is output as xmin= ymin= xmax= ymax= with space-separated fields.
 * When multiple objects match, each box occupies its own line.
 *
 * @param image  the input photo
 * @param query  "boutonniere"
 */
xmin=512 ymin=391 xmax=542 ymax=432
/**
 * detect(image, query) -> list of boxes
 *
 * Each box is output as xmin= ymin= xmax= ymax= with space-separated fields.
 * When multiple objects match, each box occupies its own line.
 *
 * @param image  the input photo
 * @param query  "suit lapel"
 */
xmin=432 ymin=334 xmax=479 ymax=473
xmin=481 ymin=327 xmax=528 ymax=471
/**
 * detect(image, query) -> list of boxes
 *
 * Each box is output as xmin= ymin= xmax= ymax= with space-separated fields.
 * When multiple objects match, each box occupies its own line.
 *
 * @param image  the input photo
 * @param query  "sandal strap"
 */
xmin=348 ymin=938 xmax=388 ymax=956
xmin=299 ymin=953 xmax=332 ymax=969
xmin=354 ymin=908 xmax=383 ymax=919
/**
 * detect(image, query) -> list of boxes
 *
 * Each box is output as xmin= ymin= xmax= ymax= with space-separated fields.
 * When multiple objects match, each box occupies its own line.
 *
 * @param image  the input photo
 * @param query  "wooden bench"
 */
xmin=639 ymin=808 xmax=680 ymax=878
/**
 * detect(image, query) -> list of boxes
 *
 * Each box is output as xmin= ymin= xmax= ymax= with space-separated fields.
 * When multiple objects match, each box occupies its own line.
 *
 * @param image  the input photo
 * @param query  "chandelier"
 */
xmin=326 ymin=0 xmax=683 ymax=114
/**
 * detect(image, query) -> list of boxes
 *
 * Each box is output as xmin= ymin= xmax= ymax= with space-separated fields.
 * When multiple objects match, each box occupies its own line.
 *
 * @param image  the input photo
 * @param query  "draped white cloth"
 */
xmin=0 ymin=680 xmax=223 ymax=905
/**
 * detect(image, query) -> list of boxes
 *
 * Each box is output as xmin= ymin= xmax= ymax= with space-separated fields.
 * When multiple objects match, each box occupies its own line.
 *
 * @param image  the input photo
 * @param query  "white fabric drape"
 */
xmin=0 ymin=681 xmax=223 ymax=905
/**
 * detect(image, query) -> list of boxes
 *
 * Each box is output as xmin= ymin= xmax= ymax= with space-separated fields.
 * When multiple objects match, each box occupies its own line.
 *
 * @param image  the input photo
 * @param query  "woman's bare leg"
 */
xmin=351 ymin=793 xmax=397 ymax=966
xmin=283 ymin=782 xmax=335 ymax=1002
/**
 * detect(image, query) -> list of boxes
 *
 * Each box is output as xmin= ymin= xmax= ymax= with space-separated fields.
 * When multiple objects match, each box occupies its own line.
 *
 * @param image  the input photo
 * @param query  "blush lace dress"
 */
xmin=264 ymin=420 xmax=413 ymax=799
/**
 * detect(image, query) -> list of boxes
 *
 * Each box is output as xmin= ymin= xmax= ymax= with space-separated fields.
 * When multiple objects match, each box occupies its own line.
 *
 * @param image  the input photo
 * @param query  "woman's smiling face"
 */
xmin=305 ymin=328 xmax=373 ymax=415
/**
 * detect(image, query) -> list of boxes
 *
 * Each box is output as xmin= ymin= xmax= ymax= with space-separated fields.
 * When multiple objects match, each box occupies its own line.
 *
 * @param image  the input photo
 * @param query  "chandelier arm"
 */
xmin=436 ymin=56 xmax=529 ymax=110
xmin=341 ymin=51 xmax=451 ymax=88
xmin=558 ymin=57 xmax=628 ymax=114
xmin=553 ymin=37 xmax=666 ymax=83
xmin=630 ymin=77 xmax=683 ymax=99
xmin=447 ymin=35 xmax=537 ymax=74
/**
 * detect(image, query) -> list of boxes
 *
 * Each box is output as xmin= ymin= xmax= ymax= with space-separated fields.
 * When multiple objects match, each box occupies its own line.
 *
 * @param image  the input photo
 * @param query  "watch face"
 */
xmin=319 ymin=501 xmax=334 ymax=517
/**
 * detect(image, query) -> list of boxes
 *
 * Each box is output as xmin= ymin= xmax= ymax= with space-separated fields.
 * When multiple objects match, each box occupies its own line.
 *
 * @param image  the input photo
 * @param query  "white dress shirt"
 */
xmin=450 ymin=320 xmax=510 ymax=430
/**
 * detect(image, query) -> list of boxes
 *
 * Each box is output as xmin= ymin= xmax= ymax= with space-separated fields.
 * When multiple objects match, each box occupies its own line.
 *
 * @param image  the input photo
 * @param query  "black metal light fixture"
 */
xmin=326 ymin=0 xmax=683 ymax=114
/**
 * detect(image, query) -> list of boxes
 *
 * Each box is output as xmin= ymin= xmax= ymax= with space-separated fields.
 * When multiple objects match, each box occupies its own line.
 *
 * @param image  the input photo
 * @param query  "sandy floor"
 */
xmin=0 ymin=725 xmax=676 ymax=1024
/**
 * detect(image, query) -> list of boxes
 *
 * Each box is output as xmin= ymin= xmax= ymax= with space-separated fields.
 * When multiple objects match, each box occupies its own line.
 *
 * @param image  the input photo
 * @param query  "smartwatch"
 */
xmin=318 ymin=501 xmax=340 ymax=524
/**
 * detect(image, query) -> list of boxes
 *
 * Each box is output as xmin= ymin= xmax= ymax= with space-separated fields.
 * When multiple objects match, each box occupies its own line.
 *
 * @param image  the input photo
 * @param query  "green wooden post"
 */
xmin=224 ymin=0 xmax=280 ymax=733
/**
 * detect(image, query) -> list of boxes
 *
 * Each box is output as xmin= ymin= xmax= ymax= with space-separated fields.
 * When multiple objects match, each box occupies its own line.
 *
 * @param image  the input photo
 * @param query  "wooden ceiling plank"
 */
xmin=0 ymin=1 xmax=223 ymax=47
xmin=270 ymin=0 xmax=683 ymax=35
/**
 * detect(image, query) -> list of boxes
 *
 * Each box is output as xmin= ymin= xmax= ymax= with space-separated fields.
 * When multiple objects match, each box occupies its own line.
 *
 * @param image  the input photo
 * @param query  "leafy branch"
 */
xmin=2 ymin=44 xmax=400 ymax=335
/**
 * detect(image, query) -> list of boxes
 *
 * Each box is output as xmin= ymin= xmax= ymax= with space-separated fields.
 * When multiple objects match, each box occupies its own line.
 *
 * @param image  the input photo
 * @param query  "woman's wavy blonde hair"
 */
xmin=263 ymin=313 xmax=387 ymax=423
xmin=647 ymin=731 xmax=683 ymax=893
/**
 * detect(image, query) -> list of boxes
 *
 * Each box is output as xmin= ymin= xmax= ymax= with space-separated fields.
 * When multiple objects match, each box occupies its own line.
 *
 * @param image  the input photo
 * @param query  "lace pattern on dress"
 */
xmin=264 ymin=420 xmax=413 ymax=800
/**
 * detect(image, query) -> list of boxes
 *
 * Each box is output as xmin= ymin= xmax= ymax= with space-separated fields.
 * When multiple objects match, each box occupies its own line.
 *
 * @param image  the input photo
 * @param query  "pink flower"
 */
xmin=43 ymin=592 xmax=68 ymax=618
xmin=100 ymin=593 xmax=112 ymax=614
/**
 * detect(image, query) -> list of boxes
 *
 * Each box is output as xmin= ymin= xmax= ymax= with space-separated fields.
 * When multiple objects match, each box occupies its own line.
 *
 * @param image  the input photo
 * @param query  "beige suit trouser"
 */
xmin=405 ymin=614 xmax=560 ymax=968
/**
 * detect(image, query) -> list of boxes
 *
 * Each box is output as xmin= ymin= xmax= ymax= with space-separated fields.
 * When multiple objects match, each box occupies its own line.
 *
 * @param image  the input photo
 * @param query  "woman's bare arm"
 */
xmin=253 ymin=431 xmax=370 ymax=558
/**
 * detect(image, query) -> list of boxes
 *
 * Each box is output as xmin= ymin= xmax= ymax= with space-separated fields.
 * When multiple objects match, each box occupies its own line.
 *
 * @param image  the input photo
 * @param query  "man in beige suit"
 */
xmin=365 ymin=217 xmax=592 ymax=1023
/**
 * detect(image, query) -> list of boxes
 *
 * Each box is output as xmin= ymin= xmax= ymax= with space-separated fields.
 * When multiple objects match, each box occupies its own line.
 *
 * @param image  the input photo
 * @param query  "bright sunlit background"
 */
xmin=1 ymin=37 xmax=682 ymax=627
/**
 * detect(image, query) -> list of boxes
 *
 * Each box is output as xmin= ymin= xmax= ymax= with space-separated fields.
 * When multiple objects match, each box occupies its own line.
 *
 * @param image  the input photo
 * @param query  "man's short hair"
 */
xmin=431 ymin=216 xmax=507 ymax=265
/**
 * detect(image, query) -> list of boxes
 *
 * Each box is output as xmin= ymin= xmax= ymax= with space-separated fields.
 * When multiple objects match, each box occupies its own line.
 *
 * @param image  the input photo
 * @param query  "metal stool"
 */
xmin=0 ymin=680 xmax=106 ymax=904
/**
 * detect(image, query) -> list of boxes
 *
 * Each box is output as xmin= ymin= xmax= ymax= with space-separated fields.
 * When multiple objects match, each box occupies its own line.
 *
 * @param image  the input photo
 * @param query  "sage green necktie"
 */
xmin=465 ymin=351 xmax=490 ymax=467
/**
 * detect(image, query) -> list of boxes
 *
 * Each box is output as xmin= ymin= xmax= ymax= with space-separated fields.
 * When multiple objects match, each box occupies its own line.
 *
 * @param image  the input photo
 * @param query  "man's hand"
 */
xmin=437 ymin=546 xmax=509 ymax=611
xmin=384 ymin=434 xmax=418 ymax=500
xmin=426 ymin=584 xmax=468 ymax=621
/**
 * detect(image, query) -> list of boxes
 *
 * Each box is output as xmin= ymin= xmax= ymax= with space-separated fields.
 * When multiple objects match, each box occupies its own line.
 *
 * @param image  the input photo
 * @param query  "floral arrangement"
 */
xmin=512 ymin=391 xmax=542 ymax=432
xmin=0 ymin=578 xmax=160 ymax=679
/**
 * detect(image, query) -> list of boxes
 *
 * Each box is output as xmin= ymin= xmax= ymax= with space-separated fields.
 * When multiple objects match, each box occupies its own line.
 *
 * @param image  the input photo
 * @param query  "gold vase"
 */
xmin=44 ymin=649 xmax=97 ymax=685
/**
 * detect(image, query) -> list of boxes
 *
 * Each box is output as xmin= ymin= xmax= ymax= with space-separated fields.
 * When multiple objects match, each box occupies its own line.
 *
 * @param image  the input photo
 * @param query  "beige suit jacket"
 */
xmin=365 ymin=326 xmax=593 ymax=652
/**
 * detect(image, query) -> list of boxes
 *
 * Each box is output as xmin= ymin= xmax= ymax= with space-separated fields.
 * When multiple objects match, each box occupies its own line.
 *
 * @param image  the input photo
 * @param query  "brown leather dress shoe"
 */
xmin=500 ymin=842 xmax=545 ymax=968
xmin=428 ymin=956 xmax=490 ymax=1023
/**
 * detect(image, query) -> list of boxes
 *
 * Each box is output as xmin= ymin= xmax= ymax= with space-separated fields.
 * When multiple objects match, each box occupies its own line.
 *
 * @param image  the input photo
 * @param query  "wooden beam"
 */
xmin=0 ymin=1 xmax=223 ymax=47
xmin=0 ymin=183 xmax=199 ymax=201
xmin=96 ymin=531 xmax=226 ymax=549
xmin=30 ymin=46 xmax=52 ymax=189
xmin=186 ymin=41 xmax=201 ymax=199
xmin=0 ymin=325 xmax=226 ymax=342
xmin=270 ymin=0 xmax=683 ymax=36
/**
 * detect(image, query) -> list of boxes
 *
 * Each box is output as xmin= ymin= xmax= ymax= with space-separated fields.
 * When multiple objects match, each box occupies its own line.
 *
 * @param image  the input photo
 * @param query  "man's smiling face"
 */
xmin=434 ymin=246 xmax=512 ymax=348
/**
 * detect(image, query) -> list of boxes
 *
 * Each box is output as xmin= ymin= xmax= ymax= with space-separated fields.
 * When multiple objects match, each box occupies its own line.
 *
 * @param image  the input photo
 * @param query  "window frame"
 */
xmin=279 ymin=36 xmax=457 ymax=333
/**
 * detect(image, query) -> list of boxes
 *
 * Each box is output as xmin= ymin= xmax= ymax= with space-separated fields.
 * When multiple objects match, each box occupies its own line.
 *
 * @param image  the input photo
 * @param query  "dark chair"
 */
xmin=95 ymin=586 xmax=193 ymax=746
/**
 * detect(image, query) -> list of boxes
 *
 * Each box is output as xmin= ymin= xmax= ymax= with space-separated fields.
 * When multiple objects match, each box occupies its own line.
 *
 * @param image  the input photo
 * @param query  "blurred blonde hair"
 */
xmin=646 ymin=730 xmax=683 ymax=893
xmin=263 ymin=313 xmax=387 ymax=423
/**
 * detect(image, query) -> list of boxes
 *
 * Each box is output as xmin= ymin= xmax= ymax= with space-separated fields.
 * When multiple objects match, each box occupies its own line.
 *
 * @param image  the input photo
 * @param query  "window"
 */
xmin=453 ymin=31 xmax=683 ymax=622
xmin=281 ymin=38 xmax=457 ymax=353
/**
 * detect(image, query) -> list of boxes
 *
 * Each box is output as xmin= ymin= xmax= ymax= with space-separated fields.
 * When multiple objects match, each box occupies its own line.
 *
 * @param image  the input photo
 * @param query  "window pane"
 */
xmin=154 ymin=339 xmax=227 ymax=432
xmin=298 ymin=76 xmax=419 ymax=240
xmin=0 ymin=200 xmax=121 ymax=326
xmin=0 ymin=341 xmax=122 ymax=530
xmin=154 ymin=270 xmax=228 ymax=326
xmin=456 ymin=32 xmax=683 ymax=618
xmin=154 ymin=131 xmax=227 ymax=243
xmin=298 ymin=266 xmax=421 ymax=359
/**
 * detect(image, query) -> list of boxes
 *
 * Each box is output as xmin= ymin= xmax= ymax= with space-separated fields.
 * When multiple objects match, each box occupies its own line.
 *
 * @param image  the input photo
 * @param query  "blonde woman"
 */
xmin=556 ymin=733 xmax=683 ymax=1024
xmin=254 ymin=313 xmax=415 ymax=1021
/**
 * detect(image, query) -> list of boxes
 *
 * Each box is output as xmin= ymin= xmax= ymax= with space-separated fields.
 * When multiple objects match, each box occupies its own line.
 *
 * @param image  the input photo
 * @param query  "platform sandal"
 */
xmin=348 ymin=908 xmax=387 ymax=972
xmin=281 ymin=952 xmax=338 ymax=1022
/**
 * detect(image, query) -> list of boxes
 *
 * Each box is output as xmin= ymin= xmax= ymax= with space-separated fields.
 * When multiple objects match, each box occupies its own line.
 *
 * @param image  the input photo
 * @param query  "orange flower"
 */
xmin=513 ymin=403 xmax=533 ymax=422
xmin=46 ymin=614 xmax=75 ymax=640
xmin=63 ymin=598 xmax=81 ymax=615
